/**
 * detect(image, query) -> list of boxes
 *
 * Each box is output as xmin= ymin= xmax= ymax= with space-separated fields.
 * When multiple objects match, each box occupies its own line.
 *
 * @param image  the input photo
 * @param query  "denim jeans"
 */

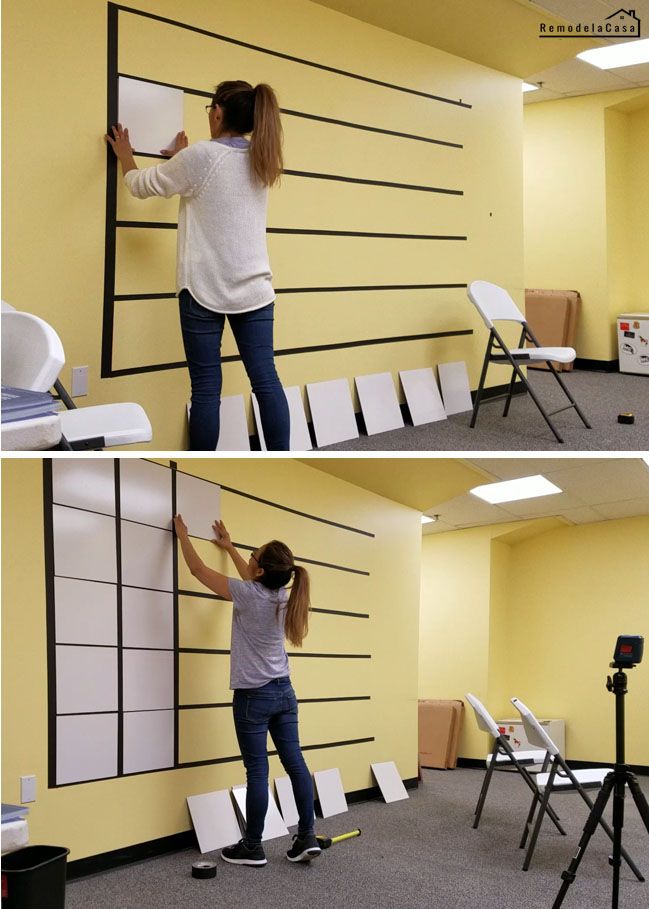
xmin=178 ymin=289 xmax=290 ymax=451
xmin=232 ymin=678 xmax=315 ymax=845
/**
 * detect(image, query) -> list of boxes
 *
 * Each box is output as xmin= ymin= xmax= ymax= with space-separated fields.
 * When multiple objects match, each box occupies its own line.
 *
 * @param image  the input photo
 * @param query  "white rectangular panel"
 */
xmin=438 ymin=361 xmax=473 ymax=415
xmin=231 ymin=785 xmax=289 ymax=841
xmin=370 ymin=761 xmax=409 ymax=803
xmin=216 ymin=395 xmax=251 ymax=451
xmin=53 ymin=505 xmax=117 ymax=584
xmin=176 ymin=471 xmax=221 ymax=541
xmin=314 ymin=768 xmax=348 ymax=818
xmin=399 ymin=368 xmax=447 ymax=426
xmin=121 ymin=521 xmax=173 ymax=591
xmin=306 ymin=379 xmax=359 ymax=448
xmin=120 ymin=459 xmax=172 ymax=530
xmin=56 ymin=645 xmax=118 ymax=714
xmin=123 ymin=709 xmax=174 ymax=774
xmin=54 ymin=577 xmax=117 ymax=646
xmin=122 ymin=587 xmax=174 ymax=649
xmin=274 ymin=776 xmax=299 ymax=827
xmin=52 ymin=459 xmax=116 ymax=515
xmin=56 ymin=714 xmax=118 ymax=785
xmin=123 ymin=649 xmax=174 ymax=711
xmin=252 ymin=387 xmax=312 ymax=451
xmin=118 ymin=76 xmax=184 ymax=157
xmin=187 ymin=790 xmax=243 ymax=854
xmin=355 ymin=372 xmax=404 ymax=435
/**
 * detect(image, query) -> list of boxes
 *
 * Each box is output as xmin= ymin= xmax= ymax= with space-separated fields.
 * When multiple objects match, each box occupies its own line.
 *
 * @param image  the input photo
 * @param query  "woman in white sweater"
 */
xmin=105 ymin=81 xmax=290 ymax=450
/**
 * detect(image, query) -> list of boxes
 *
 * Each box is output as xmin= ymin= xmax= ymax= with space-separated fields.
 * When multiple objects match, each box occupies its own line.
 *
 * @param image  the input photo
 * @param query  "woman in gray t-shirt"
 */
xmin=174 ymin=514 xmax=321 ymax=866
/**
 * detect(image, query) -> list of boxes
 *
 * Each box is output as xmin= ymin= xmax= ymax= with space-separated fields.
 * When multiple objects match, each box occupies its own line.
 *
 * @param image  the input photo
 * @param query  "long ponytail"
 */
xmin=256 ymin=540 xmax=310 ymax=647
xmin=210 ymin=80 xmax=283 ymax=188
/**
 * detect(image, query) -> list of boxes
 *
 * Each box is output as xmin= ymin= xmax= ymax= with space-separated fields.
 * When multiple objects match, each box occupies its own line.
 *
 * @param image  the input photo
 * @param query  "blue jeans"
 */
xmin=232 ymin=678 xmax=315 ymax=845
xmin=178 ymin=289 xmax=290 ymax=451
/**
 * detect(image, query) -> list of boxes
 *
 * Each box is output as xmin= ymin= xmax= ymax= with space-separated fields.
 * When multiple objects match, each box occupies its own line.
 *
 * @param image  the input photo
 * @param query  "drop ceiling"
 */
xmin=310 ymin=0 xmax=649 ymax=102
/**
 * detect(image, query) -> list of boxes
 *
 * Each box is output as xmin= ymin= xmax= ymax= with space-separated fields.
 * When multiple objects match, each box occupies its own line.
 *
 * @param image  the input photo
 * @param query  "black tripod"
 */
xmin=552 ymin=666 xmax=649 ymax=908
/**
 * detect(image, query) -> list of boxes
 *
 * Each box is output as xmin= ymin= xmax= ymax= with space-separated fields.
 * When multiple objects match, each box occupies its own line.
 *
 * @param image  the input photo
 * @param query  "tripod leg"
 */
xmin=552 ymin=776 xmax=614 ymax=909
xmin=627 ymin=773 xmax=649 ymax=834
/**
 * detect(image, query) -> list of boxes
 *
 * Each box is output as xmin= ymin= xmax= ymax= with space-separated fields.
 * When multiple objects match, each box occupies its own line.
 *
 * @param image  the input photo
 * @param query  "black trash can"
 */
xmin=1 ymin=845 xmax=70 ymax=909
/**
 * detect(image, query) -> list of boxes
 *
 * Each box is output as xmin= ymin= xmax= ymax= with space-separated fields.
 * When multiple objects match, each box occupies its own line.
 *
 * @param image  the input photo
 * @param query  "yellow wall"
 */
xmin=2 ymin=0 xmax=523 ymax=449
xmin=523 ymin=89 xmax=649 ymax=362
xmin=420 ymin=516 xmax=649 ymax=764
xmin=1 ymin=456 xmax=421 ymax=861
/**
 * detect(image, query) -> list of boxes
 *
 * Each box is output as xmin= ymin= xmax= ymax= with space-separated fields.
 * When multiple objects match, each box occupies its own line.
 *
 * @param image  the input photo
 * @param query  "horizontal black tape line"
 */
xmin=113 ymin=283 xmax=467 ymax=300
xmin=54 ymin=574 xmax=174 ymax=597
xmin=232 ymin=540 xmax=369 ymax=576
xmin=180 ymin=648 xmax=230 ymax=655
xmin=283 ymin=169 xmax=463 ymax=194
xmin=178 ymin=590 xmax=368 ymax=618
xmin=114 ymin=6 xmax=471 ymax=107
xmin=179 ymin=647 xmax=370 ymax=658
xmin=116 ymin=221 xmax=467 ymax=240
xmin=177 ymin=737 xmax=375 ymax=770
xmin=105 ymin=328 xmax=473 ymax=377
xmin=118 ymin=73 xmax=463 ymax=146
xmin=218 ymin=483 xmax=375 ymax=537
xmin=311 ymin=607 xmax=370 ymax=619
xmin=178 ymin=588 xmax=228 ymax=602
xmin=179 ymin=697 xmax=371 ymax=709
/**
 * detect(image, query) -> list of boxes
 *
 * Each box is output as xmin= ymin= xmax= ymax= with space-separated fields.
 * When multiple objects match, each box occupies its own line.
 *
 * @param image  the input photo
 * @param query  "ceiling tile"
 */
xmin=592 ymin=497 xmax=649 ymax=519
xmin=561 ymin=505 xmax=607 ymax=524
xmin=435 ymin=495 xmax=511 ymax=527
xmin=498 ymin=491 xmax=586 ymax=517
xmin=464 ymin=457 xmax=604 ymax=481
xmin=546 ymin=459 xmax=649 ymax=505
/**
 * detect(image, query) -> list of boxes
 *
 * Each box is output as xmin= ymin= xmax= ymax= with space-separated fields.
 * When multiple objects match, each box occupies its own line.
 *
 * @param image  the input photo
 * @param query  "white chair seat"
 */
xmin=537 ymin=766 xmax=612 ymax=792
xmin=486 ymin=749 xmax=546 ymax=767
xmin=60 ymin=403 xmax=152 ymax=447
xmin=510 ymin=347 xmax=576 ymax=363
xmin=1 ymin=413 xmax=62 ymax=451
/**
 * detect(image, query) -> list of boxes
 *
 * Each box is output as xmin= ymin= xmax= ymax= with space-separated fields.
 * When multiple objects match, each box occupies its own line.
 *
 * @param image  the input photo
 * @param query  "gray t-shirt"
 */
xmin=229 ymin=579 xmax=290 ymax=689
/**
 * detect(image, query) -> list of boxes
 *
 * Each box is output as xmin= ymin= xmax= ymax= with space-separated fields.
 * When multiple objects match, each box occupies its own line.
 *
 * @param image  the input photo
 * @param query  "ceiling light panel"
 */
xmin=470 ymin=475 xmax=562 ymax=504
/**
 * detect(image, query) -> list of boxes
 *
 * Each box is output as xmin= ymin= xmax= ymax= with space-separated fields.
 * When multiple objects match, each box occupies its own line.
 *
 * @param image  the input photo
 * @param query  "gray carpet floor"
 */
xmin=66 ymin=768 xmax=649 ymax=908
xmin=320 ymin=371 xmax=649 ymax=451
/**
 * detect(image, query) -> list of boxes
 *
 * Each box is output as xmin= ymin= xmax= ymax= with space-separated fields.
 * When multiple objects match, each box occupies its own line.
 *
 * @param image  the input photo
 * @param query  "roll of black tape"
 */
xmin=618 ymin=413 xmax=635 ymax=425
xmin=192 ymin=861 xmax=217 ymax=879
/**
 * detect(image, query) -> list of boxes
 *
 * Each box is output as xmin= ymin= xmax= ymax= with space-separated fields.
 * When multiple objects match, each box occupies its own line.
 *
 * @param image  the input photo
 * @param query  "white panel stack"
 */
xmin=231 ymin=785 xmax=290 ymax=841
xmin=187 ymin=790 xmax=244 ymax=854
xmin=370 ymin=761 xmax=409 ymax=803
xmin=118 ymin=76 xmax=184 ymax=157
xmin=399 ymin=368 xmax=447 ymax=425
xmin=216 ymin=395 xmax=251 ymax=451
xmin=306 ymin=379 xmax=359 ymax=448
xmin=355 ymin=372 xmax=404 ymax=435
xmin=314 ymin=768 xmax=348 ymax=818
xmin=438 ymin=361 xmax=473 ymax=415
xmin=274 ymin=776 xmax=299 ymax=827
xmin=252 ymin=387 xmax=312 ymax=451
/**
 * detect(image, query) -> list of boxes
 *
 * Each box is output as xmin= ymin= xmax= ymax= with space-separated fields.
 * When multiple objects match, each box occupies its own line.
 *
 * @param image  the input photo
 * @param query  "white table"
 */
xmin=1 ymin=413 xmax=62 ymax=450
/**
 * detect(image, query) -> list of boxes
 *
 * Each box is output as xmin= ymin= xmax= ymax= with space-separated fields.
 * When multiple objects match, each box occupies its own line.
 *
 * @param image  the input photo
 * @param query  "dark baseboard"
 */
xmin=67 ymin=777 xmax=419 ymax=880
xmin=574 ymin=358 xmax=619 ymax=372
xmin=456 ymin=757 xmax=649 ymax=776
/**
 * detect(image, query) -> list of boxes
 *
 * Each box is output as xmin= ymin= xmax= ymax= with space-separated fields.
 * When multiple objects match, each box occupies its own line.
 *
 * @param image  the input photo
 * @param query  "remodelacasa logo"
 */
xmin=539 ymin=7 xmax=641 ymax=38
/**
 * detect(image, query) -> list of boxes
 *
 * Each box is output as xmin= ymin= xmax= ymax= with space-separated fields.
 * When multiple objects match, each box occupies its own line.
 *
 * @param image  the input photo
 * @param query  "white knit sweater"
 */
xmin=124 ymin=140 xmax=274 ymax=313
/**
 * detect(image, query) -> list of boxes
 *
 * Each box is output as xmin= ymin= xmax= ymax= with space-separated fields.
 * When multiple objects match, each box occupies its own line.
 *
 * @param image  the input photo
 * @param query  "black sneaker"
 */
xmin=286 ymin=833 xmax=321 ymax=862
xmin=221 ymin=839 xmax=267 ymax=866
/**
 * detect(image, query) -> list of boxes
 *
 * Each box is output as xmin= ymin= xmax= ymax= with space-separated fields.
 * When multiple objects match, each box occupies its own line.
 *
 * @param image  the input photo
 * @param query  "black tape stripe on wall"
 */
xmin=232 ymin=541 xmax=369 ymax=576
xmin=116 ymin=221 xmax=467 ymax=241
xmin=179 ymin=697 xmax=371 ymax=709
xmin=180 ymin=648 xmax=371 ymax=658
xmin=102 ymin=2 xmax=119 ymax=378
xmin=43 ymin=461 xmax=57 ymax=788
xmin=114 ymin=283 xmax=467 ymax=298
xmin=178 ymin=589 xmax=369 ymax=619
xmin=113 ymin=5 xmax=471 ymax=107
xmin=117 ymin=72 xmax=464 ymax=147
xmin=176 ymin=737 xmax=376 ymax=770
xmin=171 ymin=460 xmax=180 ymax=768
xmin=114 ymin=460 xmax=124 ymax=776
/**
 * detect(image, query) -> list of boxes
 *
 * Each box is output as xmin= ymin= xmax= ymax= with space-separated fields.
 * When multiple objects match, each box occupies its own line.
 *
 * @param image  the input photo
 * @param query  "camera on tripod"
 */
xmin=611 ymin=634 xmax=644 ymax=669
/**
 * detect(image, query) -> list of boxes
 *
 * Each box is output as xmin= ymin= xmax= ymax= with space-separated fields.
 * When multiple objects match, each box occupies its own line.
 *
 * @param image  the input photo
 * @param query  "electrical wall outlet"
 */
xmin=71 ymin=366 xmax=89 ymax=397
xmin=20 ymin=775 xmax=36 ymax=803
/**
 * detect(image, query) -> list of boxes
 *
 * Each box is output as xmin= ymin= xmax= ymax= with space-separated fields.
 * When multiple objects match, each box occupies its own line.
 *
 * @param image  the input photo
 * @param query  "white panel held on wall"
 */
xmin=399 ymin=368 xmax=447 ymax=426
xmin=231 ymin=785 xmax=289 ymax=841
xmin=355 ymin=372 xmax=404 ymax=436
xmin=314 ymin=768 xmax=348 ymax=818
xmin=438 ymin=361 xmax=473 ymax=415
xmin=306 ymin=379 xmax=359 ymax=448
xmin=118 ymin=76 xmax=184 ymax=157
xmin=120 ymin=459 xmax=172 ymax=530
xmin=252 ymin=387 xmax=312 ymax=451
xmin=175 ymin=471 xmax=221 ymax=541
xmin=187 ymin=790 xmax=244 ymax=854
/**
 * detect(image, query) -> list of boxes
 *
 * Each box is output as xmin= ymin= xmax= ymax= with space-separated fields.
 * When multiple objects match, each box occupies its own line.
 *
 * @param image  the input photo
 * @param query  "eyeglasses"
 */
xmin=205 ymin=103 xmax=219 ymax=112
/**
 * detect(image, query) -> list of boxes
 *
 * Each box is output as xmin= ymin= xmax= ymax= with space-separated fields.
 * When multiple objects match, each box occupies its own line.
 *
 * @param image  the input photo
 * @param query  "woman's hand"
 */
xmin=173 ymin=514 xmax=189 ymax=538
xmin=161 ymin=131 xmax=189 ymax=157
xmin=211 ymin=519 xmax=232 ymax=550
xmin=104 ymin=123 xmax=134 ymax=160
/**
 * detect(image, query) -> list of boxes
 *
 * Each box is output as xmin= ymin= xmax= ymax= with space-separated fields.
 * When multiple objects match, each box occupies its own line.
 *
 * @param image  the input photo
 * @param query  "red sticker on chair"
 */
xmin=620 ymin=322 xmax=630 ymax=331
xmin=2 ymin=874 xmax=8 ymax=898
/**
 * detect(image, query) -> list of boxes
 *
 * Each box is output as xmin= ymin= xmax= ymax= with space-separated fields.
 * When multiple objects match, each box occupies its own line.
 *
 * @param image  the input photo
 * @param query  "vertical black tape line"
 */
xmin=170 ymin=461 xmax=180 ymax=767
xmin=43 ymin=460 xmax=57 ymax=788
xmin=102 ymin=3 xmax=119 ymax=378
xmin=114 ymin=459 xmax=124 ymax=776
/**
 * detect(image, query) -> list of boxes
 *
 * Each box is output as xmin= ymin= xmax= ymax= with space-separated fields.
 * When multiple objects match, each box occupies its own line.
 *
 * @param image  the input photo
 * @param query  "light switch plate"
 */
xmin=71 ymin=366 xmax=89 ymax=397
xmin=21 ymin=774 xmax=36 ymax=803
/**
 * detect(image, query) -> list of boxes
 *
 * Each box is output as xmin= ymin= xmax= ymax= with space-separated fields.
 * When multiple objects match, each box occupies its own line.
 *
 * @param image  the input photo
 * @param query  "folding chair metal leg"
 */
xmin=470 ymin=333 xmax=494 ymax=428
xmin=473 ymin=739 xmax=500 ymax=828
xmin=522 ymin=764 xmax=557 ymax=871
xmin=503 ymin=355 xmax=565 ymax=443
xmin=502 ymin=368 xmax=518 ymax=417
xmin=545 ymin=361 xmax=591 ymax=429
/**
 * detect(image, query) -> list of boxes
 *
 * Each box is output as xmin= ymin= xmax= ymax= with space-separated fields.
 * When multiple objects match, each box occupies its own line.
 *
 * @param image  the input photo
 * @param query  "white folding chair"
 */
xmin=511 ymin=697 xmax=643 ymax=878
xmin=2 ymin=310 xmax=152 ymax=450
xmin=466 ymin=694 xmax=564 ymax=835
xmin=467 ymin=280 xmax=591 ymax=443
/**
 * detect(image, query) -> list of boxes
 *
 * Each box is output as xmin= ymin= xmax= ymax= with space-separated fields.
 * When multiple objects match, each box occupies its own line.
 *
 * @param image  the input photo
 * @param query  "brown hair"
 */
xmin=256 ymin=540 xmax=310 ymax=647
xmin=211 ymin=80 xmax=283 ymax=187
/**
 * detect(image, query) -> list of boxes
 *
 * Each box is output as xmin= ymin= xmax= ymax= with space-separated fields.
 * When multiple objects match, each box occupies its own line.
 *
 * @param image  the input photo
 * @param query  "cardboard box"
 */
xmin=525 ymin=289 xmax=581 ymax=371
xmin=418 ymin=699 xmax=464 ymax=769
